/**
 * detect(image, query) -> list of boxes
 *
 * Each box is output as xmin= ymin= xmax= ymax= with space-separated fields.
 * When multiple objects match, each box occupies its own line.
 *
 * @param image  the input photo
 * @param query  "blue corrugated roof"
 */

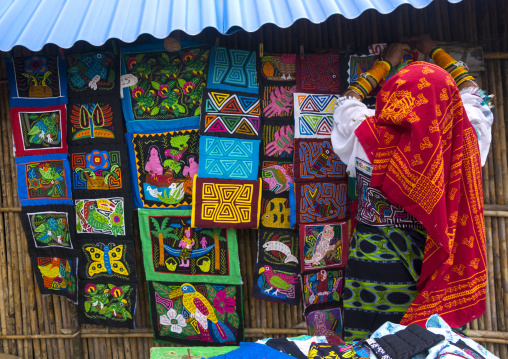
xmin=0 ymin=0 xmax=461 ymax=52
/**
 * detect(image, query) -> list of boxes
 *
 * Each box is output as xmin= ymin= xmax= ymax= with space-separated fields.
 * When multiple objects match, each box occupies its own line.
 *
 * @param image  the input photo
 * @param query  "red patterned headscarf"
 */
xmin=355 ymin=62 xmax=486 ymax=327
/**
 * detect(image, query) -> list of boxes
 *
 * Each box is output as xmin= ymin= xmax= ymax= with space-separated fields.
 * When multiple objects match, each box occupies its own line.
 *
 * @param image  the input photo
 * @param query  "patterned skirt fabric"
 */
xmin=343 ymin=223 xmax=427 ymax=341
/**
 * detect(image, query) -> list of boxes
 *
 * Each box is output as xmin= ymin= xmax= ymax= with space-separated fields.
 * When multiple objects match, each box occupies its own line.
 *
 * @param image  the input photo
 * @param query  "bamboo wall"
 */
xmin=0 ymin=0 xmax=507 ymax=357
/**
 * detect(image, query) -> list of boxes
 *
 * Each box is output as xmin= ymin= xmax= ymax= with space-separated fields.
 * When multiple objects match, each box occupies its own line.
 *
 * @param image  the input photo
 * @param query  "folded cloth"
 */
xmin=264 ymin=338 xmax=307 ymax=359
xmin=363 ymin=324 xmax=444 ymax=359
xmin=209 ymin=342 xmax=294 ymax=359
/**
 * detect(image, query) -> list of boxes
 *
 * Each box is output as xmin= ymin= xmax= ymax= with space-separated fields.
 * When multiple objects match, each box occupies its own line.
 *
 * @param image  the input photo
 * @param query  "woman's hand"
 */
xmin=408 ymin=34 xmax=437 ymax=56
xmin=383 ymin=43 xmax=411 ymax=67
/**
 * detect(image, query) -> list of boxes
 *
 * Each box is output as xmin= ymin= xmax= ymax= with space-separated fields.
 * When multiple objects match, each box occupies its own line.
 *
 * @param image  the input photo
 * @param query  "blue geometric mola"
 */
xmin=207 ymin=47 xmax=259 ymax=94
xmin=198 ymin=136 xmax=260 ymax=180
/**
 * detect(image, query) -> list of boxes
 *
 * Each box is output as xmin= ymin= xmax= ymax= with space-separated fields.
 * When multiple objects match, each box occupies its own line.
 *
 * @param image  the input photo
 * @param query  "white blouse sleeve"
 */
xmin=331 ymin=96 xmax=375 ymax=177
xmin=460 ymin=87 xmax=494 ymax=167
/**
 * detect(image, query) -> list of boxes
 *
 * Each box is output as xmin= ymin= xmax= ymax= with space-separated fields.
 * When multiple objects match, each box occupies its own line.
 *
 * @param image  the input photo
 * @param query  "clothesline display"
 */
xmin=7 ymin=39 xmax=407 ymax=342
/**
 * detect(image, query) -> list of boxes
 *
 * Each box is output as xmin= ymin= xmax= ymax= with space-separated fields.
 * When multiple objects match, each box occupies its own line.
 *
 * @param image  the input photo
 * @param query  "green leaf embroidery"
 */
xmin=151 ymin=81 xmax=161 ymax=90
xmin=84 ymin=301 xmax=91 ymax=312
xmin=150 ymin=107 xmax=160 ymax=116
xmin=226 ymin=311 xmax=240 ymax=329
xmin=225 ymin=286 xmax=236 ymax=298
xmin=177 ymin=78 xmax=186 ymax=88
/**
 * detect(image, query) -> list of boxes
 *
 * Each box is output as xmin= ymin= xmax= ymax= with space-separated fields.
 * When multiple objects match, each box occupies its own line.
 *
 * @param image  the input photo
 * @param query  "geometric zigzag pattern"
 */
xmin=294 ymin=93 xmax=339 ymax=138
xmin=199 ymin=136 xmax=260 ymax=181
xmin=201 ymin=89 xmax=261 ymax=138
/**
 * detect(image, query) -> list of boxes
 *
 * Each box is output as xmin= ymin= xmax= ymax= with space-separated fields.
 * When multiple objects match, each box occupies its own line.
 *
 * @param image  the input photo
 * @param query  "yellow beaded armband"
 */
xmin=431 ymin=48 xmax=456 ymax=70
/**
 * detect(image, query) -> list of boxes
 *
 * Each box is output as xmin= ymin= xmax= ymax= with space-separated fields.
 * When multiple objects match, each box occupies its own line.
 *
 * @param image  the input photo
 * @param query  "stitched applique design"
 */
xmin=74 ymin=196 xmax=130 ymax=237
xmin=138 ymin=209 xmax=242 ymax=283
xmin=66 ymin=51 xmax=119 ymax=97
xmin=296 ymin=53 xmax=341 ymax=94
xmin=306 ymin=308 xmax=343 ymax=337
xmin=79 ymin=282 xmax=137 ymax=329
xmin=198 ymin=136 xmax=260 ymax=181
xmin=294 ymin=181 xmax=349 ymax=225
xmin=11 ymin=105 xmax=67 ymax=156
xmin=207 ymin=47 xmax=258 ymax=93
xmin=303 ymin=268 xmax=344 ymax=313
xmin=6 ymin=55 xmax=67 ymax=106
xmin=192 ymin=177 xmax=262 ymax=229
xmin=259 ymin=193 xmax=291 ymax=229
xmin=257 ymin=229 xmax=299 ymax=271
xmin=16 ymin=155 xmax=73 ymax=206
xmin=131 ymin=128 xmax=199 ymax=208
xmin=200 ymin=89 xmax=261 ymax=139
xmin=253 ymin=263 xmax=301 ymax=305
xmin=300 ymin=222 xmax=349 ymax=272
xmin=294 ymin=93 xmax=338 ymax=138
xmin=260 ymin=160 xmax=293 ymax=195
xmin=148 ymin=281 xmax=244 ymax=345
xmin=294 ymin=139 xmax=347 ymax=182
xmin=22 ymin=209 xmax=73 ymax=249
xmin=261 ymin=123 xmax=295 ymax=160
xmin=122 ymin=46 xmax=210 ymax=122
xmin=79 ymin=240 xmax=137 ymax=282
xmin=32 ymin=255 xmax=78 ymax=303
xmin=258 ymin=53 xmax=297 ymax=83
xmin=70 ymin=145 xmax=129 ymax=193
xmin=67 ymin=97 xmax=124 ymax=145
xmin=261 ymin=84 xmax=297 ymax=118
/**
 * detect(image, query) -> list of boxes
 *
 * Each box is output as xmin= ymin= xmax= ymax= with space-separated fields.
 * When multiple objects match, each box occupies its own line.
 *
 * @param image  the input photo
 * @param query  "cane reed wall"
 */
xmin=0 ymin=0 xmax=507 ymax=357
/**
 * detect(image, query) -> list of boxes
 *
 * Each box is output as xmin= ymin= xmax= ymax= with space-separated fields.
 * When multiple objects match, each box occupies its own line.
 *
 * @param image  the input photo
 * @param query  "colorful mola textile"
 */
xmin=74 ymin=194 xmax=133 ymax=239
xmin=69 ymin=144 xmax=130 ymax=194
xmin=296 ymin=53 xmax=341 ymax=94
xmin=355 ymin=62 xmax=487 ymax=327
xmin=207 ymin=47 xmax=258 ymax=93
xmin=20 ymin=204 xmax=76 ymax=253
xmin=291 ymin=181 xmax=349 ymax=226
xmin=5 ymin=55 xmax=68 ymax=107
xmin=148 ymin=281 xmax=244 ymax=345
xmin=78 ymin=239 xmax=137 ymax=283
xmin=198 ymin=136 xmax=260 ymax=181
xmin=261 ymin=84 xmax=297 ymax=119
xmin=294 ymin=139 xmax=347 ymax=182
xmin=79 ymin=281 xmax=137 ymax=329
xmin=67 ymin=96 xmax=125 ymax=145
xmin=257 ymin=54 xmax=297 ymax=83
xmin=308 ymin=343 xmax=370 ymax=359
xmin=300 ymin=222 xmax=349 ymax=272
xmin=293 ymin=93 xmax=338 ymax=139
xmin=306 ymin=307 xmax=343 ymax=337
xmin=200 ymin=89 xmax=261 ymax=139
xmin=257 ymin=229 xmax=300 ymax=271
xmin=138 ymin=208 xmax=242 ymax=284
xmin=66 ymin=51 xmax=120 ymax=98
xmin=31 ymin=253 xmax=78 ymax=303
xmin=253 ymin=263 xmax=301 ymax=306
xmin=302 ymin=268 xmax=344 ymax=314
xmin=192 ymin=176 xmax=262 ymax=229
xmin=259 ymin=187 xmax=292 ymax=230
xmin=121 ymin=41 xmax=210 ymax=132
xmin=126 ymin=119 xmax=199 ymax=209
xmin=16 ymin=154 xmax=72 ymax=206
xmin=260 ymin=159 xmax=294 ymax=195
xmin=260 ymin=120 xmax=295 ymax=161
xmin=10 ymin=105 xmax=67 ymax=157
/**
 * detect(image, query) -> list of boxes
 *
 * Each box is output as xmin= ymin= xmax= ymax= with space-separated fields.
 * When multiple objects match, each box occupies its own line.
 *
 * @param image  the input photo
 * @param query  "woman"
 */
xmin=331 ymin=35 xmax=493 ymax=340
